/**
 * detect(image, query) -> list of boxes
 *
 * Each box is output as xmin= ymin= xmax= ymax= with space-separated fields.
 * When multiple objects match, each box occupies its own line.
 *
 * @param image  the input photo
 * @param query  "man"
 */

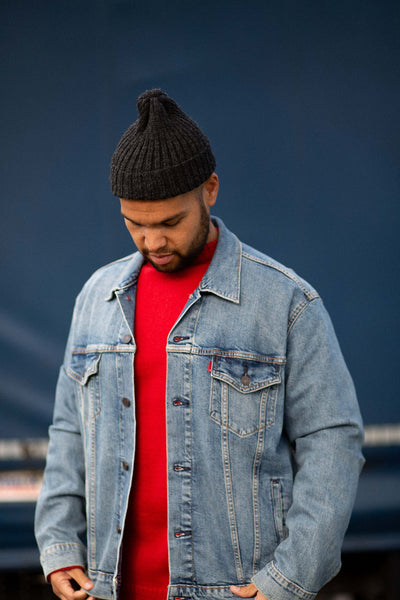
xmin=35 ymin=89 xmax=364 ymax=600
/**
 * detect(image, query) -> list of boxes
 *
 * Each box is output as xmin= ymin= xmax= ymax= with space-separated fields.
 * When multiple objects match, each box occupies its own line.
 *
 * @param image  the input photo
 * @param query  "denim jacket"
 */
xmin=35 ymin=217 xmax=364 ymax=600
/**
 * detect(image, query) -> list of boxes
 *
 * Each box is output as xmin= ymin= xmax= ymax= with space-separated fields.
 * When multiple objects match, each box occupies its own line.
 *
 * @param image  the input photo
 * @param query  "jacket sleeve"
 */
xmin=252 ymin=297 xmax=364 ymax=600
xmin=34 ymin=303 xmax=87 ymax=579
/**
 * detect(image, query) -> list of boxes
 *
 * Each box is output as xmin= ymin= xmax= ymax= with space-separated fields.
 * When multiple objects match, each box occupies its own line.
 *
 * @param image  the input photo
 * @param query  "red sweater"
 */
xmin=119 ymin=239 xmax=217 ymax=600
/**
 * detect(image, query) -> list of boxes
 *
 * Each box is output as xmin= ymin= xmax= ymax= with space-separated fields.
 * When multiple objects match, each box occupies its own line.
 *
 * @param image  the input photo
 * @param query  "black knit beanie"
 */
xmin=110 ymin=89 xmax=216 ymax=200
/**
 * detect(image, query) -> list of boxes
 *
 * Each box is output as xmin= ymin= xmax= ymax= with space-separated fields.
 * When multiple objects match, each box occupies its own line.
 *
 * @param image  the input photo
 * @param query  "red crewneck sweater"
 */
xmin=119 ymin=239 xmax=217 ymax=600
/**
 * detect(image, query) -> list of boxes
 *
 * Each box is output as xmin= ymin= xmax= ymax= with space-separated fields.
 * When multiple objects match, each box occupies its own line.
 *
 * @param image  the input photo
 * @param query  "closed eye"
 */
xmin=121 ymin=211 xmax=186 ymax=228
xmin=163 ymin=217 xmax=182 ymax=227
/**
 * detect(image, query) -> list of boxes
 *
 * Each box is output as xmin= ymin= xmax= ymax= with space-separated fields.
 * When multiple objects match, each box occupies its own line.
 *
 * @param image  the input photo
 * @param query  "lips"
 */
xmin=148 ymin=253 xmax=174 ymax=266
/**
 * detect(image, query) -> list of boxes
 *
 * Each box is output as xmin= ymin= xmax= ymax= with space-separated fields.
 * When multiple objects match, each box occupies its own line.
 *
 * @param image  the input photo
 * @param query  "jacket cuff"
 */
xmin=252 ymin=562 xmax=316 ymax=600
xmin=40 ymin=543 xmax=87 ymax=580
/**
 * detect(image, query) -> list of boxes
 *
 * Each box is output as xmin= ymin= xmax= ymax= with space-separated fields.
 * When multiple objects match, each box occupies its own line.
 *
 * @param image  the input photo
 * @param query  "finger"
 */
xmin=51 ymin=579 xmax=86 ymax=600
xmin=230 ymin=583 xmax=258 ymax=597
xmin=50 ymin=569 xmax=93 ymax=600
xmin=69 ymin=568 xmax=94 ymax=592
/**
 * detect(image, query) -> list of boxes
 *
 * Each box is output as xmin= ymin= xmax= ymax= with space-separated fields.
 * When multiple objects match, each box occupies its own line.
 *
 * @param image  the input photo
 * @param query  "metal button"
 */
xmin=116 ymin=525 xmax=121 ymax=534
xmin=122 ymin=461 xmax=129 ymax=470
xmin=122 ymin=334 xmax=132 ymax=344
xmin=122 ymin=397 xmax=131 ymax=407
xmin=241 ymin=374 xmax=251 ymax=386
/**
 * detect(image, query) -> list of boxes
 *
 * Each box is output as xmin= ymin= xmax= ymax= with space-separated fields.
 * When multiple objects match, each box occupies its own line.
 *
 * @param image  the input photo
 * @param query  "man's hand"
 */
xmin=231 ymin=583 xmax=268 ymax=600
xmin=49 ymin=568 xmax=95 ymax=600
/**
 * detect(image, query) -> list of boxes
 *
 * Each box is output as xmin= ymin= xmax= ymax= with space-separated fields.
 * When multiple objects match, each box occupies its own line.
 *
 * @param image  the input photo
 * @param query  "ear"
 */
xmin=203 ymin=173 xmax=219 ymax=208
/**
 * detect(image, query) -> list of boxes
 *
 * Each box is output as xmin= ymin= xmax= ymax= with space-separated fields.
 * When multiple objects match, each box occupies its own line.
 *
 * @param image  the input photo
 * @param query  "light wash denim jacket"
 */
xmin=35 ymin=217 xmax=364 ymax=600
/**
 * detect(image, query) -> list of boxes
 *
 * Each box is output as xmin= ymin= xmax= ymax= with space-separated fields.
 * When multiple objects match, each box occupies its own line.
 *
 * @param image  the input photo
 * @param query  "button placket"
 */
xmin=166 ymin=309 xmax=200 ymax=582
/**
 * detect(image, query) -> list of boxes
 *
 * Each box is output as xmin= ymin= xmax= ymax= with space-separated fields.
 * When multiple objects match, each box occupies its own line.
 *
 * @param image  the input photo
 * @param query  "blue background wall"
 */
xmin=1 ymin=0 xmax=399 ymax=435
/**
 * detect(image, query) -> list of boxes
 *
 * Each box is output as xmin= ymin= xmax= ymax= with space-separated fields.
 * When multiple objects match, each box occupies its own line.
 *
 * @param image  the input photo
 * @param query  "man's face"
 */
xmin=120 ymin=175 xmax=219 ymax=273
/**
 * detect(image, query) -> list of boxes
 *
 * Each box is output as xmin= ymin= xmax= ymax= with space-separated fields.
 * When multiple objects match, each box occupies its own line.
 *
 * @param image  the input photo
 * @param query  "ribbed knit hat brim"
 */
xmin=110 ymin=89 xmax=216 ymax=200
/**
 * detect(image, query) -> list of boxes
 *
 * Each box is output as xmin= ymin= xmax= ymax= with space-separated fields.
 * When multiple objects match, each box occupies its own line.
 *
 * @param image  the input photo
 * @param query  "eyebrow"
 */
xmin=121 ymin=210 xmax=187 ymax=227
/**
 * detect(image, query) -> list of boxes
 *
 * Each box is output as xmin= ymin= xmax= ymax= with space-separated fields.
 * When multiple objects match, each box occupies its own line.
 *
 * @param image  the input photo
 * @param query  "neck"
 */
xmin=207 ymin=219 xmax=218 ymax=243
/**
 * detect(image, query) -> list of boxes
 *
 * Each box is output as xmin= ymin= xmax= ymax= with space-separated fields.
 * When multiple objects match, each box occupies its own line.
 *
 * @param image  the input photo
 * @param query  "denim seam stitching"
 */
xmin=268 ymin=562 xmax=316 ymax=599
xmin=183 ymin=300 xmax=201 ymax=582
xmin=221 ymin=383 xmax=244 ymax=582
xmin=71 ymin=346 xmax=136 ymax=354
xmin=80 ymin=383 xmax=89 ymax=571
xmin=266 ymin=387 xmax=277 ymax=427
xmin=90 ymin=374 xmax=101 ymax=424
xmin=168 ymin=584 xmax=246 ymax=590
xmin=167 ymin=347 xmax=286 ymax=363
xmin=115 ymin=351 xmax=124 ymax=588
xmin=287 ymin=300 xmax=308 ymax=334
xmin=241 ymin=252 xmax=318 ymax=301
xmin=211 ymin=419 xmax=273 ymax=439
xmin=252 ymin=406 xmax=265 ymax=574
xmin=271 ymin=480 xmax=284 ymax=543
xmin=210 ymin=386 xmax=275 ymax=438
xmin=213 ymin=372 xmax=281 ymax=393
xmin=288 ymin=297 xmax=319 ymax=336
xmin=89 ymin=418 xmax=96 ymax=567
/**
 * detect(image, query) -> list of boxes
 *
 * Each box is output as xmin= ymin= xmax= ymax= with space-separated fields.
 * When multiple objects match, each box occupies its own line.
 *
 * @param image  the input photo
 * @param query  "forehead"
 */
xmin=120 ymin=191 xmax=198 ymax=225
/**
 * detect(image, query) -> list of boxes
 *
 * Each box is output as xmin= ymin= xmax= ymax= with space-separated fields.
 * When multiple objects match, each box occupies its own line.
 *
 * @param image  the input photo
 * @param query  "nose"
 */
xmin=143 ymin=228 xmax=167 ymax=253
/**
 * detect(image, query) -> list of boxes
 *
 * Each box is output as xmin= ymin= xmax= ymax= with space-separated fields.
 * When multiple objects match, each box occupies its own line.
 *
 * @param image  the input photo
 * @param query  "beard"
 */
xmin=143 ymin=200 xmax=211 ymax=273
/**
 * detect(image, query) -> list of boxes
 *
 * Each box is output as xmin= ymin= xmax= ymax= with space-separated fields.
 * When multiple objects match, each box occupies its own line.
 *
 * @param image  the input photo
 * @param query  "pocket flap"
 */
xmin=211 ymin=355 xmax=282 ymax=393
xmin=67 ymin=352 xmax=101 ymax=385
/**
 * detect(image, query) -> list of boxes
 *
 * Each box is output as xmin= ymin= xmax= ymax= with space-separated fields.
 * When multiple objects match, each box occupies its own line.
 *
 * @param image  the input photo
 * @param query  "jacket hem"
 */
xmin=87 ymin=569 xmax=116 ymax=599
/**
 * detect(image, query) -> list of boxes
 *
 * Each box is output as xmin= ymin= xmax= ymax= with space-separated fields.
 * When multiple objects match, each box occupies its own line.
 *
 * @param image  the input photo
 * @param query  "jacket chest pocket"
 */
xmin=67 ymin=352 xmax=102 ymax=424
xmin=210 ymin=355 xmax=282 ymax=437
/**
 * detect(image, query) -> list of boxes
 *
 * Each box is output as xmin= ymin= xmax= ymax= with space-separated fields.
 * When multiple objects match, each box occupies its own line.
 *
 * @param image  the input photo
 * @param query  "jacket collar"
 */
xmin=105 ymin=252 xmax=144 ymax=300
xmin=106 ymin=216 xmax=241 ymax=304
xmin=198 ymin=217 xmax=241 ymax=303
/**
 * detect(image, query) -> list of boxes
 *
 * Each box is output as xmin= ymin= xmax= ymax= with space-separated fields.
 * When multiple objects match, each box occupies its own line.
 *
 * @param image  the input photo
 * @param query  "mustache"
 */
xmin=142 ymin=247 xmax=176 ymax=257
xmin=141 ymin=246 xmax=177 ymax=258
